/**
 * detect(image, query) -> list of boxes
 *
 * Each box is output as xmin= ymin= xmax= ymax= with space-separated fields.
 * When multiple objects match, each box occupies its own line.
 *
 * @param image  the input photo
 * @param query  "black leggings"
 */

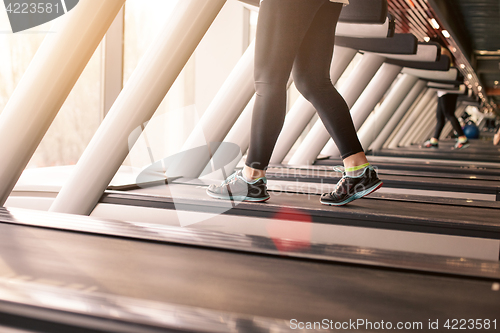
xmin=245 ymin=0 xmax=363 ymax=170
xmin=433 ymin=93 xmax=464 ymax=139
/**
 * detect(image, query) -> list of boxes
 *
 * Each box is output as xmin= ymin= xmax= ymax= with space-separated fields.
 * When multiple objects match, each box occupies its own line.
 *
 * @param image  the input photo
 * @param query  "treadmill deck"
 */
xmin=1 ymin=214 xmax=499 ymax=324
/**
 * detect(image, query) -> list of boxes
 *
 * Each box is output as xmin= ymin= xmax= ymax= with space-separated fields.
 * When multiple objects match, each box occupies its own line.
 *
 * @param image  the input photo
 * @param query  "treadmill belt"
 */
xmin=265 ymin=167 xmax=500 ymax=195
xmin=315 ymin=159 xmax=500 ymax=177
xmin=318 ymin=155 xmax=500 ymax=168
xmin=390 ymin=145 xmax=500 ymax=154
xmin=371 ymin=148 xmax=500 ymax=163
xmin=369 ymin=139 xmax=500 ymax=161
xmin=1 ymin=222 xmax=499 ymax=323
xmin=102 ymin=183 xmax=500 ymax=239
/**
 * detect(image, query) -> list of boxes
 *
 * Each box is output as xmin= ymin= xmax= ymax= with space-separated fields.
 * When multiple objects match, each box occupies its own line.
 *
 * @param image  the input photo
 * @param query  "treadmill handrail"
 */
xmin=386 ymin=54 xmax=451 ymax=71
xmin=375 ymin=42 xmax=441 ymax=62
xmin=238 ymin=0 xmax=389 ymax=24
xmin=336 ymin=15 xmax=395 ymax=38
xmin=335 ymin=33 xmax=418 ymax=55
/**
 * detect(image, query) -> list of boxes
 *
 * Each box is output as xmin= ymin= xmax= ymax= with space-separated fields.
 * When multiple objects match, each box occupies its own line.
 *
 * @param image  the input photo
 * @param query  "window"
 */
xmin=124 ymin=0 xmax=246 ymax=171
xmin=0 ymin=9 xmax=102 ymax=167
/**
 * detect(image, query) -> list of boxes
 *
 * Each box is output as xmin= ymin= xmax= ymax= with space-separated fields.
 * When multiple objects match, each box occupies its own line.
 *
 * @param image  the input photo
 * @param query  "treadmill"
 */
xmin=289 ymin=40 xmax=499 ymax=173
xmin=315 ymin=155 xmax=500 ymax=177
xmin=3 ymin=0 xmax=498 ymax=267
xmin=94 ymin=173 xmax=500 ymax=261
xmin=269 ymin=47 xmax=500 ymax=199
xmin=1 ymin=207 xmax=499 ymax=332
xmin=264 ymin=165 xmax=500 ymax=201
xmin=312 ymin=141 xmax=500 ymax=200
xmin=1 ymin=0 xmax=499 ymax=331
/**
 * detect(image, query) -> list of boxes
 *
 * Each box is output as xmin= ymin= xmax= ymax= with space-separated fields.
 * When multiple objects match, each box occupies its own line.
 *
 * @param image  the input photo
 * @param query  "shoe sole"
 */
xmin=206 ymin=189 xmax=270 ymax=202
xmin=453 ymin=143 xmax=470 ymax=150
xmin=320 ymin=181 xmax=383 ymax=206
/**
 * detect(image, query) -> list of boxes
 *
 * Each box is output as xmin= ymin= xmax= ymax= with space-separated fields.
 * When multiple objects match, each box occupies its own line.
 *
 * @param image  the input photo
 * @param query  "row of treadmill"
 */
xmin=1 ymin=0 xmax=499 ymax=332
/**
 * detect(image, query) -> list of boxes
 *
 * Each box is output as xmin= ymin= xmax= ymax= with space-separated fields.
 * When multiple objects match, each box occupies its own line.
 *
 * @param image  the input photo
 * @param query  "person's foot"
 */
xmin=453 ymin=139 xmax=470 ymax=149
xmin=422 ymin=140 xmax=438 ymax=148
xmin=320 ymin=166 xmax=383 ymax=206
xmin=206 ymin=170 xmax=270 ymax=202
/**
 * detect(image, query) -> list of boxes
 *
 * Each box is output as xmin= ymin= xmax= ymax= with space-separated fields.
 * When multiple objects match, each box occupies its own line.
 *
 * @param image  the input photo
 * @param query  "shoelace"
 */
xmin=331 ymin=166 xmax=347 ymax=197
xmin=220 ymin=171 xmax=240 ymax=186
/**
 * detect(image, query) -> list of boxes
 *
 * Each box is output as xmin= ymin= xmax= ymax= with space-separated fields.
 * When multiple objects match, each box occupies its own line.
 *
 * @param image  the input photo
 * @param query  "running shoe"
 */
xmin=454 ymin=139 xmax=470 ymax=149
xmin=422 ymin=140 xmax=438 ymax=148
xmin=206 ymin=170 xmax=270 ymax=202
xmin=320 ymin=166 xmax=383 ymax=206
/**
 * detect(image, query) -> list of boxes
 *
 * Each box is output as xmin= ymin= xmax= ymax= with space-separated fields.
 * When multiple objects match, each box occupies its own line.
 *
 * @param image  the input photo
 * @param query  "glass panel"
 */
xmin=123 ymin=0 xmax=247 ymax=172
xmin=0 ymin=12 xmax=48 ymax=114
xmin=122 ymin=0 xmax=192 ymax=169
xmin=28 ymin=45 xmax=102 ymax=167
xmin=0 ymin=10 xmax=103 ymax=168
xmin=123 ymin=0 xmax=179 ymax=85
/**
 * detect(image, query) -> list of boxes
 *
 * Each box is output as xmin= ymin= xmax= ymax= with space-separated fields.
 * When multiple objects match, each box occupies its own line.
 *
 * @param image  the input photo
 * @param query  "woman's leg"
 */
xmin=494 ymin=127 xmax=500 ymax=146
xmin=423 ymin=94 xmax=446 ymax=147
xmin=291 ymin=2 xmax=366 ymax=168
xmin=440 ymin=93 xmax=469 ymax=148
xmin=208 ymin=0 xmax=331 ymax=201
xmin=289 ymin=2 xmax=381 ymax=206
xmin=432 ymin=95 xmax=447 ymax=140
xmin=440 ymin=93 xmax=466 ymax=138
xmin=245 ymin=0 xmax=328 ymax=174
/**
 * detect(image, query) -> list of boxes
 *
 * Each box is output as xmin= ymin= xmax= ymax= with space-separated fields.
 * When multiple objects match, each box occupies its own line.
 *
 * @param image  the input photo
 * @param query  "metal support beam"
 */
xmin=382 ymin=87 xmax=427 ymax=148
xmin=413 ymin=107 xmax=436 ymax=144
xmin=270 ymin=46 xmax=358 ymax=164
xmin=0 ymin=0 xmax=125 ymax=206
xmin=414 ymin=99 xmax=439 ymax=145
xmin=399 ymin=100 xmax=434 ymax=146
xmin=356 ymin=73 xmax=418 ymax=150
xmin=418 ymin=112 xmax=438 ymax=144
xmin=387 ymin=88 xmax=436 ymax=148
xmin=321 ymin=63 xmax=403 ymax=156
xmin=50 ymin=0 xmax=227 ymax=215
xmin=370 ymin=79 xmax=427 ymax=151
xmin=172 ymin=40 xmax=255 ymax=178
xmin=288 ymin=52 xmax=385 ymax=165
xmin=400 ymin=97 xmax=437 ymax=146
xmin=222 ymin=96 xmax=256 ymax=155
xmin=198 ymin=96 xmax=256 ymax=181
